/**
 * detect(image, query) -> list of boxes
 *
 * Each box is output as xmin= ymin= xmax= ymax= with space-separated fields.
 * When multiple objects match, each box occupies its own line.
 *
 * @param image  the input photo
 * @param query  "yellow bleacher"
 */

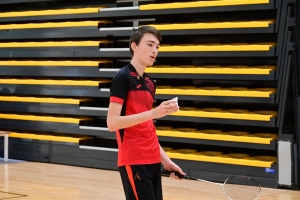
xmin=156 ymin=86 xmax=276 ymax=97
xmin=156 ymin=127 xmax=277 ymax=144
xmin=0 ymin=96 xmax=91 ymax=104
xmin=0 ymin=79 xmax=110 ymax=86
xmin=145 ymin=65 xmax=276 ymax=75
xmin=139 ymin=0 xmax=270 ymax=10
xmin=9 ymin=132 xmax=92 ymax=143
xmin=0 ymin=7 xmax=105 ymax=18
xmin=0 ymin=113 xmax=91 ymax=123
xmin=0 ymin=21 xmax=111 ymax=30
xmin=162 ymin=107 xmax=276 ymax=121
xmin=0 ymin=41 xmax=111 ymax=47
xmin=0 ymin=61 xmax=111 ymax=66
xmin=163 ymin=148 xmax=276 ymax=167
xmin=158 ymin=43 xmax=274 ymax=52
xmin=147 ymin=20 xmax=274 ymax=30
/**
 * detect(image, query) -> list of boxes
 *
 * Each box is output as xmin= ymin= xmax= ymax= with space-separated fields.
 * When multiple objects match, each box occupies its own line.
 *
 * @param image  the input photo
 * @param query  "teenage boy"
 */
xmin=107 ymin=26 xmax=185 ymax=200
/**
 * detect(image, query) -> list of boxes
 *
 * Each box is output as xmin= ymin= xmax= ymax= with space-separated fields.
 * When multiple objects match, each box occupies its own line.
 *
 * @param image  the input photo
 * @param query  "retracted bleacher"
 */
xmin=0 ymin=0 xmax=299 ymax=189
xmin=0 ymin=0 xmax=118 ymax=168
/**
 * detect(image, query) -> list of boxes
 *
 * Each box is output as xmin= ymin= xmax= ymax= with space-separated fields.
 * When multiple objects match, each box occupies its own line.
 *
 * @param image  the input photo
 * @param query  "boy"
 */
xmin=107 ymin=26 xmax=185 ymax=200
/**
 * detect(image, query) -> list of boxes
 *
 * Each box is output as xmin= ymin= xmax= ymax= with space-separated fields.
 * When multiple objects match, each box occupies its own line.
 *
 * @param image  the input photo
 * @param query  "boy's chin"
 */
xmin=147 ymin=62 xmax=154 ymax=66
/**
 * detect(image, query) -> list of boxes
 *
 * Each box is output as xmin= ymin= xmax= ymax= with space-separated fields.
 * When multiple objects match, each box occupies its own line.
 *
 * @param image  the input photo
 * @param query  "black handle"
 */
xmin=161 ymin=169 xmax=186 ymax=179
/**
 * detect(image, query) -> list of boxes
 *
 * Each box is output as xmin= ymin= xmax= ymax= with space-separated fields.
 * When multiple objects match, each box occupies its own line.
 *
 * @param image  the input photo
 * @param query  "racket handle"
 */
xmin=161 ymin=169 xmax=186 ymax=179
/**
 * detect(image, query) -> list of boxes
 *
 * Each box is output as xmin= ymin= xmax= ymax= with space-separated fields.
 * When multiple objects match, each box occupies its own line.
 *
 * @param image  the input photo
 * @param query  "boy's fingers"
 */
xmin=163 ymin=100 xmax=176 ymax=105
xmin=178 ymin=169 xmax=186 ymax=176
xmin=170 ymin=173 xmax=175 ymax=179
xmin=163 ymin=104 xmax=177 ymax=109
xmin=168 ymin=106 xmax=179 ymax=113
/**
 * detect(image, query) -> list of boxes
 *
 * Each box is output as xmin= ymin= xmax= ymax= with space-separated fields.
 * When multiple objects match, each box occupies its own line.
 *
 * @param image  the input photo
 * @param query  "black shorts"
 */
xmin=118 ymin=163 xmax=162 ymax=200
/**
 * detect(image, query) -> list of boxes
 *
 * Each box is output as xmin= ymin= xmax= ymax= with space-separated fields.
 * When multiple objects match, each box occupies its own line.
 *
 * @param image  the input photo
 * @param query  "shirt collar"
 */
xmin=128 ymin=63 xmax=148 ymax=79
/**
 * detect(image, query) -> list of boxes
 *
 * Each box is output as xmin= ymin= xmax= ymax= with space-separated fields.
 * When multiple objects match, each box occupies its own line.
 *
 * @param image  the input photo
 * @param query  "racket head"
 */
xmin=222 ymin=175 xmax=261 ymax=200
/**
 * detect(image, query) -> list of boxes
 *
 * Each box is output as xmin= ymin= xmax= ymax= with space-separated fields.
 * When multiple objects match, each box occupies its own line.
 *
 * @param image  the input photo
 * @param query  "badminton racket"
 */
xmin=162 ymin=169 xmax=261 ymax=200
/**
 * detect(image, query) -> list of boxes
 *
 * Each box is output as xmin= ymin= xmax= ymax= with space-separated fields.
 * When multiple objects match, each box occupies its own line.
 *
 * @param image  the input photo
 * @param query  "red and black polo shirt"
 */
xmin=109 ymin=63 xmax=160 ymax=166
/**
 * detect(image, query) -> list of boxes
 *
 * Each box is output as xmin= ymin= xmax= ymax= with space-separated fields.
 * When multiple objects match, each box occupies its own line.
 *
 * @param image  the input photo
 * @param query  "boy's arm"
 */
xmin=107 ymin=102 xmax=156 ymax=132
xmin=160 ymin=145 xmax=185 ymax=179
xmin=106 ymin=100 xmax=179 ymax=131
xmin=107 ymin=99 xmax=179 ymax=132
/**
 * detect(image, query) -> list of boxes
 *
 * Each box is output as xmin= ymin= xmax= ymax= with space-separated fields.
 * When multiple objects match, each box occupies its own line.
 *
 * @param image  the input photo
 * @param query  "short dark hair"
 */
xmin=129 ymin=26 xmax=162 ymax=57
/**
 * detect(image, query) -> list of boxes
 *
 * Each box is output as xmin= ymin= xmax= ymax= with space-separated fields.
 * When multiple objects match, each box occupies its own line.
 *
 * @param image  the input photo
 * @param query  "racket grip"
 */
xmin=161 ymin=169 xmax=185 ymax=179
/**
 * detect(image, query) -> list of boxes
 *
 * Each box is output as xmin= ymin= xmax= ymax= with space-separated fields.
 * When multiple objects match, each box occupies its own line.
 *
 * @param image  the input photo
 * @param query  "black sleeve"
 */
xmin=110 ymin=69 xmax=128 ymax=103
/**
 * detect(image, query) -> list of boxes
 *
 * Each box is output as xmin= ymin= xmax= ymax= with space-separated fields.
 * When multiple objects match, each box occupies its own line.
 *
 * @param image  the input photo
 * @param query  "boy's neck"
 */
xmin=130 ymin=59 xmax=146 ymax=77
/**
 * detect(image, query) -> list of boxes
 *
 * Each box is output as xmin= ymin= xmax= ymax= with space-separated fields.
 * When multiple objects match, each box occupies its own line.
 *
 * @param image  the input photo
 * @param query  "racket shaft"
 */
xmin=196 ymin=179 xmax=223 ymax=186
xmin=162 ymin=169 xmax=222 ymax=185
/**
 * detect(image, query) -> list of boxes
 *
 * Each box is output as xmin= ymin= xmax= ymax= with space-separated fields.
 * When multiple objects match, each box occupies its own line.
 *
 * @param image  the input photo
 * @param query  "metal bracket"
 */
xmin=133 ymin=1 xmax=138 ymax=6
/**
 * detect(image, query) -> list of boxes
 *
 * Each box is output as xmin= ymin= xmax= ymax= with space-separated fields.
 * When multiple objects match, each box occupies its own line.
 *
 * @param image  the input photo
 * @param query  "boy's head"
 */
xmin=129 ymin=26 xmax=162 ymax=66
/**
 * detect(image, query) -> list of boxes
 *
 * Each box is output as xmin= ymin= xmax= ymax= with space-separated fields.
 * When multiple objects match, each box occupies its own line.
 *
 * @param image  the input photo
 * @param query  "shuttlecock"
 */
xmin=171 ymin=97 xmax=178 ymax=103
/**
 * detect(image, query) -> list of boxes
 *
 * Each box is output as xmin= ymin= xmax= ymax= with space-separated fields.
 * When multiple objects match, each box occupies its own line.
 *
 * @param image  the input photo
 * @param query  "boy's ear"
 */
xmin=131 ymin=42 xmax=138 ymax=51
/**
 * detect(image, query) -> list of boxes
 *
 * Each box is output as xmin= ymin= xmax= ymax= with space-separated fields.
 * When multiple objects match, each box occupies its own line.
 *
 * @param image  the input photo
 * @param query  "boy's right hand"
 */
xmin=153 ymin=99 xmax=179 ymax=119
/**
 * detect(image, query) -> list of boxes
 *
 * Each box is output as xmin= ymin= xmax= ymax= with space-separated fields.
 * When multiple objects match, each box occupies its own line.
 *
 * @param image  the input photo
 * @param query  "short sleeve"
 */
xmin=109 ymin=69 xmax=128 ymax=105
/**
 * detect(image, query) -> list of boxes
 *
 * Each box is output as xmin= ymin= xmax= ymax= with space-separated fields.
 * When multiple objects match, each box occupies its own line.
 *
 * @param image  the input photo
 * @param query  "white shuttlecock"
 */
xmin=171 ymin=97 xmax=178 ymax=103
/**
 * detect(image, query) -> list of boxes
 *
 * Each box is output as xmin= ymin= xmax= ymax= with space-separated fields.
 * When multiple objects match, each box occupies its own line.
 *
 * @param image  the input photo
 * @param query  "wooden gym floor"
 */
xmin=0 ymin=160 xmax=299 ymax=200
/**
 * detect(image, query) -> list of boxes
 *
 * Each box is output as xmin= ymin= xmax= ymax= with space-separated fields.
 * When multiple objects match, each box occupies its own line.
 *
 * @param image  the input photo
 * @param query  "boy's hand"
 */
xmin=153 ymin=97 xmax=179 ymax=118
xmin=163 ymin=162 xmax=185 ymax=180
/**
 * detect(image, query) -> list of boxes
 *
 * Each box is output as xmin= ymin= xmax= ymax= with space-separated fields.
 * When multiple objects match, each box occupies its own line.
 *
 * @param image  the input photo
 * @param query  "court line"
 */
xmin=0 ymin=191 xmax=27 ymax=200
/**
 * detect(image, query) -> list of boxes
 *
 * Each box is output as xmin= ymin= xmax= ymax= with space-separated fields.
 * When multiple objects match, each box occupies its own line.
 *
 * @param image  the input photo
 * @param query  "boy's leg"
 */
xmin=151 ymin=163 xmax=163 ymax=200
xmin=119 ymin=164 xmax=159 ymax=200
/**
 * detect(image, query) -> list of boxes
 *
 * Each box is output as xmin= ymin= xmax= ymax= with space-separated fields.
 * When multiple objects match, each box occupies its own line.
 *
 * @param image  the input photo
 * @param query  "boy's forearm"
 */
xmin=160 ymin=145 xmax=171 ymax=166
xmin=107 ymin=109 xmax=156 ymax=131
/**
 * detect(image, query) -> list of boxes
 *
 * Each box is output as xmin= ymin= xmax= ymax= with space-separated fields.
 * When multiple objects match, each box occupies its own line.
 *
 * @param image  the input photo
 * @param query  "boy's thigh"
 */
xmin=119 ymin=163 xmax=162 ymax=200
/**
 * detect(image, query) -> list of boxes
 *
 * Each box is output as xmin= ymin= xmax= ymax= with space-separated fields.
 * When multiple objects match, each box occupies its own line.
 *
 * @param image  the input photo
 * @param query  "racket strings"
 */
xmin=223 ymin=177 xmax=261 ymax=200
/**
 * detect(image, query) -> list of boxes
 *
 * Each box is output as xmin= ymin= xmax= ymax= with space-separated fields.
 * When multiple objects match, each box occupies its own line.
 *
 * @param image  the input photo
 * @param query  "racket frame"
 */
xmin=222 ymin=175 xmax=261 ymax=200
xmin=162 ymin=169 xmax=261 ymax=200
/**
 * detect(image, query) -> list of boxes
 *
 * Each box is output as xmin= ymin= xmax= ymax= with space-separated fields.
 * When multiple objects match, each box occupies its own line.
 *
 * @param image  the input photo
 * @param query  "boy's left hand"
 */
xmin=163 ymin=161 xmax=185 ymax=180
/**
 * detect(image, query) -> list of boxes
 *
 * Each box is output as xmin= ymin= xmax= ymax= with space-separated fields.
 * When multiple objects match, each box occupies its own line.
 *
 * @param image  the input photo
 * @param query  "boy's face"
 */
xmin=131 ymin=33 xmax=160 ymax=67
